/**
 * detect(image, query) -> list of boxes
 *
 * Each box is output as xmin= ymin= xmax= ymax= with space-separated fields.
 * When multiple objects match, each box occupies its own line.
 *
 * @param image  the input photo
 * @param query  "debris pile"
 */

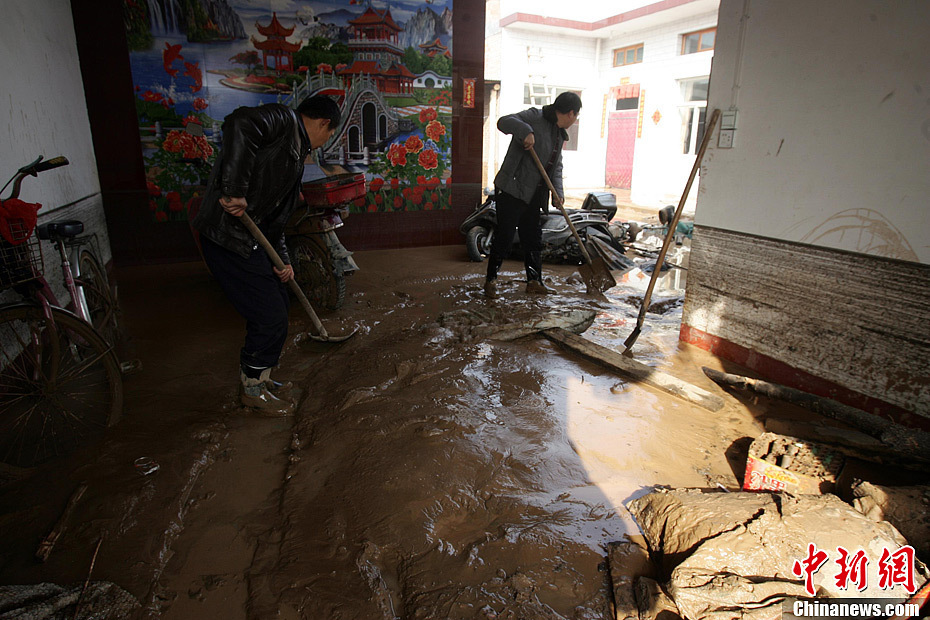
xmin=609 ymin=489 xmax=928 ymax=620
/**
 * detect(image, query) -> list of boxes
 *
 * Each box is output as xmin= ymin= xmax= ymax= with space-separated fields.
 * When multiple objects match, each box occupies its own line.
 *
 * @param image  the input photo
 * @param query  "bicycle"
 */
xmin=0 ymin=155 xmax=123 ymax=467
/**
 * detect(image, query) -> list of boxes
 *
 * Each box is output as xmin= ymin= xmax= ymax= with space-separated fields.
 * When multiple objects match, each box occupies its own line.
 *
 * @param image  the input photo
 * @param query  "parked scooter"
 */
xmin=460 ymin=189 xmax=636 ymax=264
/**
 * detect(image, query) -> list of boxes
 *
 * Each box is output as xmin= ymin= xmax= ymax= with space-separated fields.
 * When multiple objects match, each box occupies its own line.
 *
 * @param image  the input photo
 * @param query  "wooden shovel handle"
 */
xmin=527 ymin=148 xmax=594 ymax=265
xmin=635 ymin=108 xmax=721 ymax=324
xmin=239 ymin=212 xmax=328 ymax=338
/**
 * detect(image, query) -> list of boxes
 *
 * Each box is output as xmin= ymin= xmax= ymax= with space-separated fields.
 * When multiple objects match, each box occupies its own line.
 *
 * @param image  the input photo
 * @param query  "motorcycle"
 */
xmin=285 ymin=169 xmax=362 ymax=311
xmin=187 ymin=163 xmax=360 ymax=312
xmin=460 ymin=189 xmax=638 ymax=264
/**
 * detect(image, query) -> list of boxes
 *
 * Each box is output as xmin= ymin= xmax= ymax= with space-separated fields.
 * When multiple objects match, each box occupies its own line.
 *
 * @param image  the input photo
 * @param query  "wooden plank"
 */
xmin=542 ymin=328 xmax=726 ymax=412
xmin=36 ymin=482 xmax=88 ymax=562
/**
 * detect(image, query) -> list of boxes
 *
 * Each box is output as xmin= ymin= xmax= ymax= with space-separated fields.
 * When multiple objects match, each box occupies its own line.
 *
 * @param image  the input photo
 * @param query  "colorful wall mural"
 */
xmin=124 ymin=0 xmax=454 ymax=222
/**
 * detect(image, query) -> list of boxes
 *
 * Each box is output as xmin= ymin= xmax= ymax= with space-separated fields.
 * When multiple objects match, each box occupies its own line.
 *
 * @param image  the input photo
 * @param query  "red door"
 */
xmin=606 ymin=110 xmax=638 ymax=189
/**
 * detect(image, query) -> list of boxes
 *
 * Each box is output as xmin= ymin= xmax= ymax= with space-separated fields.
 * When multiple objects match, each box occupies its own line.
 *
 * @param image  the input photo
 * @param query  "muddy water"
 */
xmin=244 ymin=246 xmax=760 ymax=618
xmin=0 ymin=245 xmax=762 ymax=619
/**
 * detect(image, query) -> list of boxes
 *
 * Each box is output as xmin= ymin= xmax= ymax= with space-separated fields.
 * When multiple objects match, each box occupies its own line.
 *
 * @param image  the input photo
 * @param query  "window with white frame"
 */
xmin=678 ymin=77 xmax=708 ymax=155
xmin=522 ymin=85 xmax=581 ymax=151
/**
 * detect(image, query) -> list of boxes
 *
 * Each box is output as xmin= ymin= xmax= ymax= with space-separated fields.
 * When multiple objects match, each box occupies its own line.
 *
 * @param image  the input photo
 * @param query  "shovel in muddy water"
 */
xmin=240 ymin=213 xmax=357 ymax=343
xmin=528 ymin=149 xmax=616 ymax=294
xmin=622 ymin=109 xmax=720 ymax=353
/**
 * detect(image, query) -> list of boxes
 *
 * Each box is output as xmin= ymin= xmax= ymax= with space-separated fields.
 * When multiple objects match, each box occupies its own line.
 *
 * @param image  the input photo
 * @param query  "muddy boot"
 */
xmin=240 ymin=370 xmax=295 ymax=416
xmin=525 ymin=252 xmax=549 ymax=294
xmin=526 ymin=279 xmax=551 ymax=295
xmin=484 ymin=254 xmax=504 ymax=299
xmin=259 ymin=368 xmax=293 ymax=393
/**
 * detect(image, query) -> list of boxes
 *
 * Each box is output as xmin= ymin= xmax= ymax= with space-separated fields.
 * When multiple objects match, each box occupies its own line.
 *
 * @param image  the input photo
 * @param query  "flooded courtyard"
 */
xmin=0 ymin=244 xmax=765 ymax=619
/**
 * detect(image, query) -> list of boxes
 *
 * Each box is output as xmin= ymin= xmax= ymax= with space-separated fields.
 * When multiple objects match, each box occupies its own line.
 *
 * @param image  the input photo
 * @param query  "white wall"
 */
xmin=494 ymin=28 xmax=601 ymax=189
xmin=1 ymin=1 xmax=101 ymax=218
xmin=490 ymin=3 xmax=719 ymax=201
xmin=599 ymin=12 xmax=717 ymax=208
xmin=699 ymin=0 xmax=930 ymax=264
xmin=0 ymin=0 xmax=110 ymax=300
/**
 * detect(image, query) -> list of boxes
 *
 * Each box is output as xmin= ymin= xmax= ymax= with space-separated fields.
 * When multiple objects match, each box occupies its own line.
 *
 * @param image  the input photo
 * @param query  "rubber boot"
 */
xmin=259 ymin=368 xmax=293 ymax=393
xmin=525 ymin=252 xmax=550 ymax=294
xmin=526 ymin=279 xmax=551 ymax=295
xmin=240 ymin=370 xmax=295 ymax=416
xmin=484 ymin=254 xmax=504 ymax=299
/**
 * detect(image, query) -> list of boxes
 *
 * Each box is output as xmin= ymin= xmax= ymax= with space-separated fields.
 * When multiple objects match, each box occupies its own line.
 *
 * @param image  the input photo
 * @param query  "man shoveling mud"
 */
xmin=484 ymin=91 xmax=581 ymax=298
xmin=192 ymin=96 xmax=340 ymax=416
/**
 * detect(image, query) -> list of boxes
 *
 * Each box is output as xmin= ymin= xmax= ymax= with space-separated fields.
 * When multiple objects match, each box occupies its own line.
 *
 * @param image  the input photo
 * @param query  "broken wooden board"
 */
xmin=606 ymin=537 xmax=656 ymax=620
xmin=704 ymin=367 xmax=930 ymax=465
xmin=542 ymin=327 xmax=726 ymax=412
xmin=440 ymin=308 xmax=596 ymax=342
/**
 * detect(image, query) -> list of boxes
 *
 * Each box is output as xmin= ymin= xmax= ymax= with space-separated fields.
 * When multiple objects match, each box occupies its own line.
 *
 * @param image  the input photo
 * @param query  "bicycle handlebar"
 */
xmin=34 ymin=156 xmax=69 ymax=173
xmin=2 ymin=155 xmax=70 ymax=200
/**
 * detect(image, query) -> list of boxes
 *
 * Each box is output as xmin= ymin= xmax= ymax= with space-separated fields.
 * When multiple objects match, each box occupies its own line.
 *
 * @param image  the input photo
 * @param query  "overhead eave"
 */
xmin=499 ymin=0 xmax=719 ymax=39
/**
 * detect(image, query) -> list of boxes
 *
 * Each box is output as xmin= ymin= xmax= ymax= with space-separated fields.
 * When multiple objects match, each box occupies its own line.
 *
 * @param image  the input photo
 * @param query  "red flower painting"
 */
xmin=425 ymin=120 xmax=446 ymax=143
xmin=388 ymin=143 xmax=407 ymax=167
xmin=404 ymin=135 xmax=424 ymax=154
xmin=418 ymin=148 xmax=439 ymax=170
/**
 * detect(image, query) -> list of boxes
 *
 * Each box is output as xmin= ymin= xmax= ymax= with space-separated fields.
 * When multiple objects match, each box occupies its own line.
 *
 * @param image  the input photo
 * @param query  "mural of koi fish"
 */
xmin=162 ymin=42 xmax=183 ymax=77
xmin=183 ymin=61 xmax=203 ymax=93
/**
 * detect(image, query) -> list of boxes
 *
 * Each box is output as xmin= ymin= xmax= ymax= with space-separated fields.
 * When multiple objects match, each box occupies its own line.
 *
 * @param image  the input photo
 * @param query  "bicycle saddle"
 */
xmin=36 ymin=220 xmax=84 ymax=241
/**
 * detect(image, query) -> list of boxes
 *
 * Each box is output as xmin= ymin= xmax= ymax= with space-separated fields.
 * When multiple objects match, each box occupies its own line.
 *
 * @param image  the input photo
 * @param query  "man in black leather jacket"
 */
xmin=192 ymin=95 xmax=340 ymax=415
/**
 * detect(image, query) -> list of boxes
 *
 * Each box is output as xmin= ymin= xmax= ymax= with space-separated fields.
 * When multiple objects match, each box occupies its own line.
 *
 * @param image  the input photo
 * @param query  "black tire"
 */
xmin=625 ymin=222 xmax=642 ymax=242
xmin=78 ymin=250 xmax=122 ymax=349
xmin=288 ymin=235 xmax=346 ymax=311
xmin=465 ymin=226 xmax=493 ymax=262
xmin=0 ymin=304 xmax=122 ymax=467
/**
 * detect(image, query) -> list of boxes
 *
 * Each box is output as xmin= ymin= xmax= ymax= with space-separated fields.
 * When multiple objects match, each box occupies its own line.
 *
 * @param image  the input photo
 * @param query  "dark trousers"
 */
xmin=200 ymin=236 xmax=290 ymax=373
xmin=487 ymin=187 xmax=547 ymax=281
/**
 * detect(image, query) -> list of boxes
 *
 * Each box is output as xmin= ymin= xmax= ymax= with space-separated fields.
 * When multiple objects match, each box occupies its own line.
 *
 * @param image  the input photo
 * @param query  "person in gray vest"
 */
xmin=484 ymin=91 xmax=581 ymax=298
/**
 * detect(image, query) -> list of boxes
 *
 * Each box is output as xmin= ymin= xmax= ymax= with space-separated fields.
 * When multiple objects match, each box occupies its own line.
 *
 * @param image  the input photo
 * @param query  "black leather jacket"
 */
xmin=192 ymin=103 xmax=311 ymax=262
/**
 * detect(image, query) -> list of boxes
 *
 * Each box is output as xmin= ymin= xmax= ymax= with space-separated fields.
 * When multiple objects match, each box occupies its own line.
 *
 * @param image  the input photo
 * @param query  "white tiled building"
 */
xmin=484 ymin=0 xmax=719 ymax=210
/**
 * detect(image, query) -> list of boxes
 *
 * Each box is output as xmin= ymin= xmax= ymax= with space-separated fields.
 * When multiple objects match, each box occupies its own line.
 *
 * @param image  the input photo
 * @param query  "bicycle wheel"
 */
xmin=78 ymin=249 xmax=121 ymax=348
xmin=0 ymin=304 xmax=123 ymax=467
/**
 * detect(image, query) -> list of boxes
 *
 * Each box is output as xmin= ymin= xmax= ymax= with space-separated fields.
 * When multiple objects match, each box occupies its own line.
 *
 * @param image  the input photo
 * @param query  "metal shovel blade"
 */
xmin=305 ymin=326 xmax=357 ymax=343
xmin=580 ymin=241 xmax=617 ymax=293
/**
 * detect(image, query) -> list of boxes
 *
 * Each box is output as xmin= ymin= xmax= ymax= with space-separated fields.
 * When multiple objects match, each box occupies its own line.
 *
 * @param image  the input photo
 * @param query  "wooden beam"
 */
xmin=542 ymin=328 xmax=726 ymax=412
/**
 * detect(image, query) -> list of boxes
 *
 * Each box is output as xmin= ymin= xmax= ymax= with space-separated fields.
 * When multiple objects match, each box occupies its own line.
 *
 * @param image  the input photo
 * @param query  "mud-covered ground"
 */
xmin=0 ymin=244 xmax=766 ymax=619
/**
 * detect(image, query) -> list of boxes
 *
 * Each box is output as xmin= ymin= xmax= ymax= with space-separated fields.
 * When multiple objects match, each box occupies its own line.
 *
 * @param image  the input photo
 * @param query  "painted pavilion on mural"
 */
xmin=419 ymin=38 xmax=451 ymax=59
xmin=336 ymin=7 xmax=415 ymax=94
xmin=251 ymin=12 xmax=301 ymax=73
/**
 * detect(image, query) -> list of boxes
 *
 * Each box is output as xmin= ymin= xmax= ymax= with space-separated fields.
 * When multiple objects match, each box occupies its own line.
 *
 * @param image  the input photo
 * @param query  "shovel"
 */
xmin=240 ymin=212 xmax=357 ymax=343
xmin=622 ymin=108 xmax=720 ymax=353
xmin=528 ymin=148 xmax=616 ymax=294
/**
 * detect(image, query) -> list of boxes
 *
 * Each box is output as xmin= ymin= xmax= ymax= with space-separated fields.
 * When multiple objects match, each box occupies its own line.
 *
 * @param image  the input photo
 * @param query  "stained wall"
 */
xmin=682 ymin=0 xmax=930 ymax=425
xmin=0 ymin=1 xmax=112 ymax=271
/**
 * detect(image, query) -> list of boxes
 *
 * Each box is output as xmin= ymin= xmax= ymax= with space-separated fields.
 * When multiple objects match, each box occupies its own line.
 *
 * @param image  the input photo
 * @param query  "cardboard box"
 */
xmin=743 ymin=432 xmax=844 ymax=494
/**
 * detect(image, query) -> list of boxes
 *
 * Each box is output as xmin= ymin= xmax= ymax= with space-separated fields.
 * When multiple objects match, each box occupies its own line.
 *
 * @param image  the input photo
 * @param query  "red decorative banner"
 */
xmin=463 ymin=78 xmax=476 ymax=108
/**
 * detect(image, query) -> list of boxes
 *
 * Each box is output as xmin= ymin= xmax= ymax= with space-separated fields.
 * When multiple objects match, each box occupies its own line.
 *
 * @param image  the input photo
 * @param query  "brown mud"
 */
xmin=0 ymin=245 xmax=766 ymax=619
